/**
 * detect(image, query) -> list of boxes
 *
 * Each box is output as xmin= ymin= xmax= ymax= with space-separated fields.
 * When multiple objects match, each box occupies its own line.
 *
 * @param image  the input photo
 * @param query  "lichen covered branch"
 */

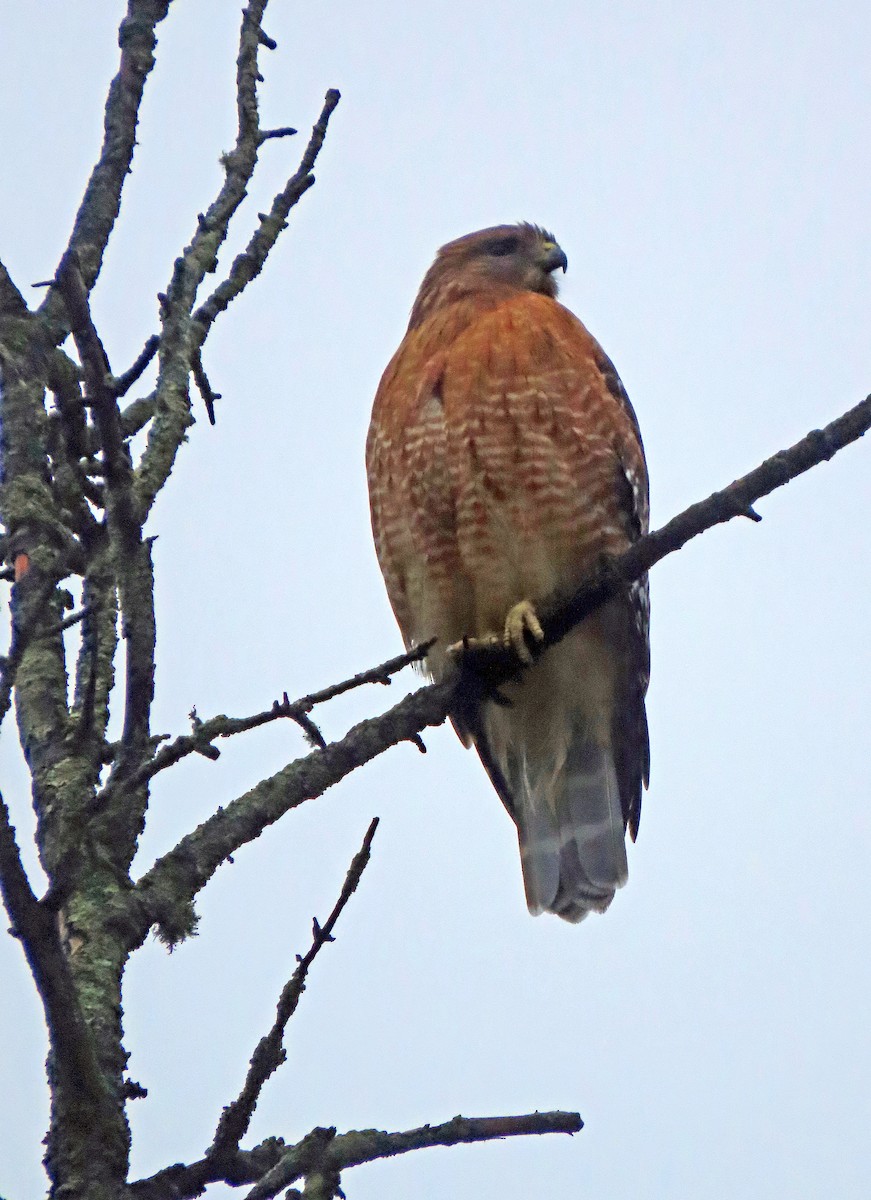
xmin=37 ymin=0 xmax=175 ymax=340
xmin=133 ymin=6 xmax=339 ymax=519
xmin=130 ymin=1110 xmax=582 ymax=1200
xmin=192 ymin=88 xmax=341 ymax=340
xmin=0 ymin=792 xmax=120 ymax=1172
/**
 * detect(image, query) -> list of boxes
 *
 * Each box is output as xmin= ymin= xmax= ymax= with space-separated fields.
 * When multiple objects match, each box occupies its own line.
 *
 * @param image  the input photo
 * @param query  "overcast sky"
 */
xmin=1 ymin=2 xmax=870 ymax=1197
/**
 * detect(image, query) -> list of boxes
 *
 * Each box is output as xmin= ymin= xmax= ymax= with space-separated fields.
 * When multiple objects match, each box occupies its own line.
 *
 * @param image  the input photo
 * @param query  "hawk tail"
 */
xmin=514 ymin=736 xmax=628 ymax=923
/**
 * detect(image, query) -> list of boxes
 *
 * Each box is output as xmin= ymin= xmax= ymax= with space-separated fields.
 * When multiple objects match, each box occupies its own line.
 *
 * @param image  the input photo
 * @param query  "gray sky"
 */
xmin=2 ymin=2 xmax=870 ymax=1197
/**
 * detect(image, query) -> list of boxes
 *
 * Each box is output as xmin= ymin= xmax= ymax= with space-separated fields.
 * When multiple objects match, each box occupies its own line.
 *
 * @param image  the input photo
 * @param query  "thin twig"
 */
xmin=133 ymin=0 xmax=303 ymax=519
xmin=208 ymin=819 xmax=379 ymax=1159
xmin=192 ymin=89 xmax=341 ymax=339
xmin=112 ymin=335 xmax=160 ymax=397
xmin=191 ymin=348 xmax=220 ymax=425
xmin=116 ymin=640 xmax=434 ymax=792
xmin=43 ymin=604 xmax=94 ymax=639
xmin=259 ymin=126 xmax=297 ymax=143
xmin=116 ymin=391 xmax=871 ymax=949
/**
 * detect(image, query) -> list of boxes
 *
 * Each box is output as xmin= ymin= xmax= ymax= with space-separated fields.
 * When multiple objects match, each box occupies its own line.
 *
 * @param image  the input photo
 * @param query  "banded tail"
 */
xmin=468 ymin=624 xmax=645 ymax=923
xmin=513 ymin=736 xmax=628 ymax=922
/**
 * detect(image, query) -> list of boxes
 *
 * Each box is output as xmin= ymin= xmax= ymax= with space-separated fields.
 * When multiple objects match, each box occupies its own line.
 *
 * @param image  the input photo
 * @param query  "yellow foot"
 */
xmin=448 ymin=600 xmax=544 ymax=666
xmin=504 ymin=599 xmax=544 ymax=664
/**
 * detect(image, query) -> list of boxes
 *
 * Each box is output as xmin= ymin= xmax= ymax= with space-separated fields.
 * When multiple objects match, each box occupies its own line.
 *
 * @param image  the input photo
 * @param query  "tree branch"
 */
xmin=130 ymin=1110 xmax=581 ymax=1200
xmin=37 ymin=0 xmax=175 ymax=340
xmin=54 ymin=252 xmax=137 ymax=534
xmin=119 ymin=639 xmax=434 ymax=791
xmin=208 ymin=819 xmax=379 ymax=1160
xmin=0 ymin=791 xmax=112 ymax=1133
xmin=0 ymin=572 xmax=66 ymax=730
xmin=247 ymin=1111 xmax=583 ymax=1200
xmin=133 ymin=6 xmax=340 ymax=522
xmin=112 ymin=335 xmax=160 ymax=398
xmin=113 ymin=391 xmax=871 ymax=948
xmin=0 ymin=259 xmax=28 ymax=315
xmin=192 ymin=88 xmax=341 ymax=341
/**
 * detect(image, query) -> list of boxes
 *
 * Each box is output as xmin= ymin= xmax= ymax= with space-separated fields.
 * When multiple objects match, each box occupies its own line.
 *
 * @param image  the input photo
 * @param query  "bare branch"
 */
xmin=192 ymin=89 xmax=341 ymax=340
xmin=70 ymin=552 xmax=118 ymax=750
xmin=120 ymin=393 xmax=157 ymax=438
xmin=114 ymin=391 xmax=871 ymax=949
xmin=191 ymin=348 xmax=220 ymax=425
xmin=246 ymin=1112 xmax=583 ymax=1200
xmin=330 ymin=1110 xmax=583 ymax=1176
xmin=54 ymin=252 xmax=137 ymax=531
xmin=120 ymin=639 xmax=434 ymax=791
xmin=166 ymin=0 xmax=272 ymax=315
xmin=43 ymin=603 xmax=94 ymax=638
xmin=133 ymin=0 xmax=316 ymax=519
xmin=259 ymin=126 xmax=298 ymax=143
xmin=111 ymin=335 xmax=160 ymax=398
xmin=130 ymin=1109 xmax=581 ymax=1200
xmin=37 ymin=0 xmax=175 ymax=339
xmin=53 ymin=253 xmax=157 ymax=835
xmin=208 ymin=819 xmax=379 ymax=1159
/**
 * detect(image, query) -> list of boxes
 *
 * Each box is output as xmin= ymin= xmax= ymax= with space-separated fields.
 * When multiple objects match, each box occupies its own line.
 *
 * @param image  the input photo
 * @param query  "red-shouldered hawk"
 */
xmin=366 ymin=223 xmax=649 ymax=922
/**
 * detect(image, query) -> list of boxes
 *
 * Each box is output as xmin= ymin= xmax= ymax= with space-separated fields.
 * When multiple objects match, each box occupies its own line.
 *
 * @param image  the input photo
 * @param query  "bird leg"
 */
xmin=448 ymin=599 xmax=545 ymax=666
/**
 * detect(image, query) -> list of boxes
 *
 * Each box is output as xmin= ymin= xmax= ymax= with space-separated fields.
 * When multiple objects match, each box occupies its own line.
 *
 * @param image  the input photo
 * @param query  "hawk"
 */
xmin=366 ymin=223 xmax=650 ymax=922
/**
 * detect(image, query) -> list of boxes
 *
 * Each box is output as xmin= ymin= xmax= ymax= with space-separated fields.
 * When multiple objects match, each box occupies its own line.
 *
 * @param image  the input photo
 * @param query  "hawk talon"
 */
xmin=504 ymin=599 xmax=544 ymax=665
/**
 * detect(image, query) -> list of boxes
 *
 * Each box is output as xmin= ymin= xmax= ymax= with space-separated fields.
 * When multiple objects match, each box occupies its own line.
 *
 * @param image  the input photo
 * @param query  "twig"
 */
xmin=192 ymin=89 xmax=341 ymax=339
xmin=191 ymin=348 xmax=220 ymax=425
xmin=292 ymin=638 xmax=435 ymax=702
xmin=117 ymin=640 xmax=434 ymax=791
xmin=208 ymin=819 xmax=379 ymax=1159
xmin=134 ymin=0 xmax=314 ymax=519
xmin=43 ymin=603 xmax=94 ymax=639
xmin=112 ymin=335 xmax=160 ymax=397
xmin=116 ymin=391 xmax=871 ymax=949
xmin=259 ymin=126 xmax=297 ymax=143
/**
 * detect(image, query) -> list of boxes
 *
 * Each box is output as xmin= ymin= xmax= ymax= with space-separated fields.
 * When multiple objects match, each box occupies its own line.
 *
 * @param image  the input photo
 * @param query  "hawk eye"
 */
xmin=485 ymin=235 xmax=520 ymax=257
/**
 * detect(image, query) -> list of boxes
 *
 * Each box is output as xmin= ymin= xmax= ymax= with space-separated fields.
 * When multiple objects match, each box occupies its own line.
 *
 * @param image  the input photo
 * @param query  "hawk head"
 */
xmin=408 ymin=222 xmax=568 ymax=329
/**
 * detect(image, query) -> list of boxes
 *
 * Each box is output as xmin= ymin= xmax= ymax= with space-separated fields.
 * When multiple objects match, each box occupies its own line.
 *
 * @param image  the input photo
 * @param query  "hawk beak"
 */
xmin=541 ymin=242 xmax=568 ymax=274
